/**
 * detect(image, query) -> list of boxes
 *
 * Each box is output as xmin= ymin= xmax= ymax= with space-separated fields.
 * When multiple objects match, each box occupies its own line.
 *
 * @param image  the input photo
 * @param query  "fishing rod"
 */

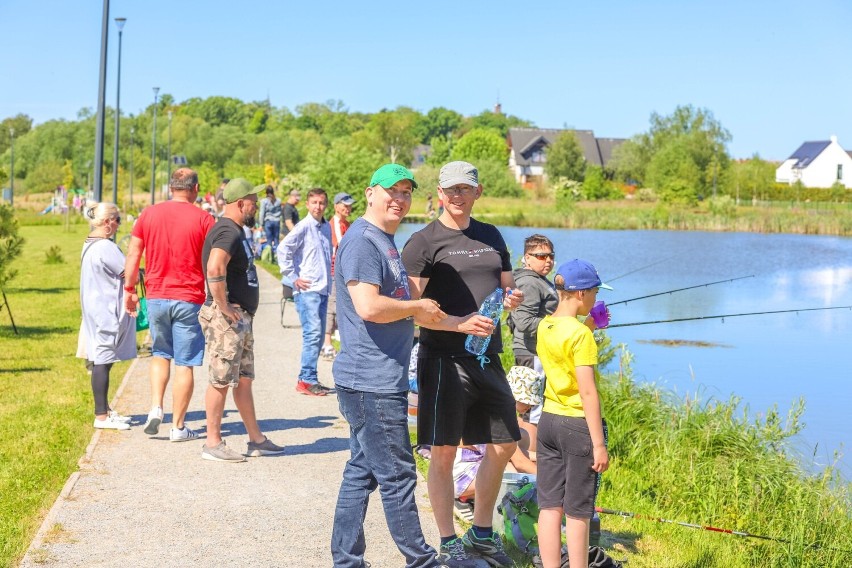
xmin=607 ymin=306 xmax=852 ymax=329
xmin=595 ymin=506 xmax=851 ymax=553
xmin=608 ymin=275 xmax=755 ymax=307
xmin=607 ymin=255 xmax=677 ymax=283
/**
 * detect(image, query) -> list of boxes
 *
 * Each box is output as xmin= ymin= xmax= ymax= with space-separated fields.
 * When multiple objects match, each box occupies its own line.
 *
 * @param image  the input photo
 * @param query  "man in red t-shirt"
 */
xmin=321 ymin=192 xmax=354 ymax=359
xmin=124 ymin=168 xmax=215 ymax=442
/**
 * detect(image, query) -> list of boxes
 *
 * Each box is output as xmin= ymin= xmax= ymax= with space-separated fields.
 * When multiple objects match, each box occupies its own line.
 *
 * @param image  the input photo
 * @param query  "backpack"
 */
xmin=500 ymin=482 xmax=540 ymax=554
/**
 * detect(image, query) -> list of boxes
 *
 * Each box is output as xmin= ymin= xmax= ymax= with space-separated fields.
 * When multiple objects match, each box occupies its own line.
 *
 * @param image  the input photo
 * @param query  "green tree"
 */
xmin=477 ymin=159 xmax=522 ymax=198
xmin=731 ymin=154 xmax=776 ymax=201
xmin=426 ymin=135 xmax=453 ymax=166
xmin=465 ymin=110 xmax=534 ymax=138
xmin=415 ymin=107 xmax=463 ymax=144
xmin=0 ymin=114 xmax=34 ymax=154
xmin=581 ymin=165 xmax=620 ymax=200
xmin=362 ymin=107 xmax=421 ymax=165
xmin=450 ymin=128 xmax=507 ymax=164
xmin=646 ymin=139 xmax=702 ymax=204
xmin=545 ymin=131 xmax=586 ymax=181
xmin=303 ymin=137 xmax=384 ymax=214
xmin=0 ymin=204 xmax=24 ymax=288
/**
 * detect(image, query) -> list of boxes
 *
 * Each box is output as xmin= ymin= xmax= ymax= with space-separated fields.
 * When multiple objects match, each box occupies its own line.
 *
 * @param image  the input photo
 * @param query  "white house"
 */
xmin=775 ymin=135 xmax=852 ymax=188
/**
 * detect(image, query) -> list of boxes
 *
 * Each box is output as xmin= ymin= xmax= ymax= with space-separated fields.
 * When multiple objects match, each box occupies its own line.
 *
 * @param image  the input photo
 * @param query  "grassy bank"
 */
xmin=405 ymin=196 xmax=852 ymax=236
xmin=0 ymin=223 xmax=131 ymax=566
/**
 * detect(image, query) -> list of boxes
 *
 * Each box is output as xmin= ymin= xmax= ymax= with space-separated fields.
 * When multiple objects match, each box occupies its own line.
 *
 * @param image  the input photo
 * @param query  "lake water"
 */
xmin=396 ymin=224 xmax=852 ymax=477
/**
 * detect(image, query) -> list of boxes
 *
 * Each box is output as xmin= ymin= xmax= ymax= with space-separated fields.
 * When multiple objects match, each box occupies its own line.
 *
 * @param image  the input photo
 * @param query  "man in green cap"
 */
xmin=199 ymin=178 xmax=285 ymax=462
xmin=331 ymin=165 xmax=470 ymax=567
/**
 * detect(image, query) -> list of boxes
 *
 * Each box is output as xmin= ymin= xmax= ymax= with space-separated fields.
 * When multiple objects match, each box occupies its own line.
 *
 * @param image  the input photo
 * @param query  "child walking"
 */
xmin=535 ymin=259 xmax=612 ymax=568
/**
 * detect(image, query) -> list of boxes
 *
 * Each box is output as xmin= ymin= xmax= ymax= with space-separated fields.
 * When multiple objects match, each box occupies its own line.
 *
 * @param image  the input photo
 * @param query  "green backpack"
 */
xmin=500 ymin=482 xmax=540 ymax=554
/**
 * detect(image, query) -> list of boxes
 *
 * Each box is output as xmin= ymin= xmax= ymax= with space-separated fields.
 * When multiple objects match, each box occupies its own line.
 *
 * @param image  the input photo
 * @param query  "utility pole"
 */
xmin=93 ymin=0 xmax=110 ymax=202
xmin=149 ymin=87 xmax=159 ymax=205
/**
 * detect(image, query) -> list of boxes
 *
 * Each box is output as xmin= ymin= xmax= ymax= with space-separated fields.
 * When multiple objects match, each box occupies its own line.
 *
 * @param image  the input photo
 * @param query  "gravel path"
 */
xmin=20 ymin=266 xmax=442 ymax=567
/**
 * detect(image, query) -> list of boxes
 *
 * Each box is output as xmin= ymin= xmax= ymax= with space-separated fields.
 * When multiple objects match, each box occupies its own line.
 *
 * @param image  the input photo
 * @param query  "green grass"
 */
xmin=0 ymin=223 xmax=131 ymax=566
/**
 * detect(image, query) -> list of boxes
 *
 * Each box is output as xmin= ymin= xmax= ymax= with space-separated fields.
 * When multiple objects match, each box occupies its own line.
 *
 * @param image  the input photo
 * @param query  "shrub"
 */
xmin=707 ymin=195 xmax=736 ymax=217
xmin=636 ymin=187 xmax=658 ymax=202
xmin=554 ymin=178 xmax=582 ymax=213
xmin=44 ymin=245 xmax=64 ymax=264
xmin=477 ymin=159 xmax=522 ymax=198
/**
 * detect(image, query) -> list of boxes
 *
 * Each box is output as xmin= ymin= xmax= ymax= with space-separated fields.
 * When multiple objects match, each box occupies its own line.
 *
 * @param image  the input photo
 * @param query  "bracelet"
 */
xmin=124 ymin=286 xmax=136 ymax=293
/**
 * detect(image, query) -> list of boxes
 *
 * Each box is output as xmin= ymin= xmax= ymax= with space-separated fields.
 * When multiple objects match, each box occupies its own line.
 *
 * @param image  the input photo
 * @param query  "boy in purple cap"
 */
xmin=535 ymin=259 xmax=612 ymax=568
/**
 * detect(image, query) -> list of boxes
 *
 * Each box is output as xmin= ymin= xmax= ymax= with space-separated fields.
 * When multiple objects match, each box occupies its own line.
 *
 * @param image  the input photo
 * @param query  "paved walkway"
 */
xmin=21 ymin=267 xmax=441 ymax=567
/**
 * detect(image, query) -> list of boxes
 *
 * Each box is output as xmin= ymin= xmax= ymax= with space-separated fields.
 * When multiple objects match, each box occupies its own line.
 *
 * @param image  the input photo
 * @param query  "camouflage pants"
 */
xmin=198 ymin=303 xmax=254 ymax=388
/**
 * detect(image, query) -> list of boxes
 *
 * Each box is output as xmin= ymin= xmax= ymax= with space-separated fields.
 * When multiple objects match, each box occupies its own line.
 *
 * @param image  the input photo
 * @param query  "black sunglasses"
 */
xmin=528 ymin=252 xmax=555 ymax=260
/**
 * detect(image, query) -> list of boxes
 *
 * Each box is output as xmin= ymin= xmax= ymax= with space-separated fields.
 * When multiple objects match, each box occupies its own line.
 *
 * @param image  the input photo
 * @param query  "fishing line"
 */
xmin=607 ymin=255 xmax=677 ymax=283
xmin=608 ymin=275 xmax=755 ymax=307
xmin=607 ymin=306 xmax=852 ymax=329
xmin=595 ymin=506 xmax=851 ymax=552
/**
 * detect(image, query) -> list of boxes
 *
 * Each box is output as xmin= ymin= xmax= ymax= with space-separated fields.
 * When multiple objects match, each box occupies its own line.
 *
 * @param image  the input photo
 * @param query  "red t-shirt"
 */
xmin=132 ymin=201 xmax=215 ymax=303
xmin=330 ymin=215 xmax=351 ymax=275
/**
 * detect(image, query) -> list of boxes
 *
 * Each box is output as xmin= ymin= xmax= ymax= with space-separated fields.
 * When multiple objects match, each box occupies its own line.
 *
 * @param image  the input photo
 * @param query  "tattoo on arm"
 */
xmin=207 ymin=275 xmax=226 ymax=283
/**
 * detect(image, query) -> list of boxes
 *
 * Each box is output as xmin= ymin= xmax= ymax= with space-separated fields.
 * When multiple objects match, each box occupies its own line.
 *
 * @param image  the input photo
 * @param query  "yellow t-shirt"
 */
xmin=537 ymin=315 xmax=598 ymax=417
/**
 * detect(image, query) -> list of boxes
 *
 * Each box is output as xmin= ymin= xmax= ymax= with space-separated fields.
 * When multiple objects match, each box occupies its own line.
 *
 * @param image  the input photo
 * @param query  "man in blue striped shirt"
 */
xmin=277 ymin=187 xmax=334 ymax=396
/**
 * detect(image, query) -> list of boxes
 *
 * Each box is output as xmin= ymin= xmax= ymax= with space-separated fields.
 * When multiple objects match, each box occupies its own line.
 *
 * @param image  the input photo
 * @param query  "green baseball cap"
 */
xmin=369 ymin=164 xmax=418 ymax=190
xmin=223 ymin=178 xmax=265 ymax=203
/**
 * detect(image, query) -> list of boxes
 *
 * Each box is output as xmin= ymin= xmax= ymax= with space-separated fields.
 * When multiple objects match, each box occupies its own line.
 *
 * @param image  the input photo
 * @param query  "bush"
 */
xmin=707 ymin=195 xmax=736 ymax=217
xmin=476 ymin=159 xmax=522 ymax=198
xmin=636 ymin=187 xmax=658 ymax=202
xmin=44 ymin=245 xmax=64 ymax=264
xmin=554 ymin=178 xmax=582 ymax=213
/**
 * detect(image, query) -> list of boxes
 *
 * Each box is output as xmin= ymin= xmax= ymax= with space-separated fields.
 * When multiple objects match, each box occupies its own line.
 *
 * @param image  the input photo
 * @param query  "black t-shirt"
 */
xmin=281 ymin=203 xmax=299 ymax=236
xmin=401 ymin=218 xmax=512 ymax=357
xmin=202 ymin=218 xmax=260 ymax=315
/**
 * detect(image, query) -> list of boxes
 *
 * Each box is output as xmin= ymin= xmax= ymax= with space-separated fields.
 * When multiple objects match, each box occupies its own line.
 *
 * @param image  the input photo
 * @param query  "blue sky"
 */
xmin=1 ymin=0 xmax=850 ymax=160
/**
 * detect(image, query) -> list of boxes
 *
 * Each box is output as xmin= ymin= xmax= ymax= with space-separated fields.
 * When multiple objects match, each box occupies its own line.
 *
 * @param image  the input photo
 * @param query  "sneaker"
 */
xmin=321 ymin=345 xmax=337 ymax=360
xmin=170 ymin=426 xmax=199 ymax=442
xmin=93 ymin=415 xmax=130 ymax=430
xmin=143 ymin=406 xmax=163 ymax=436
xmin=437 ymin=538 xmax=489 ymax=568
xmin=462 ymin=529 xmax=515 ymax=567
xmin=108 ymin=410 xmax=132 ymax=423
xmin=454 ymin=498 xmax=475 ymax=523
xmin=295 ymin=380 xmax=335 ymax=396
xmin=201 ymin=441 xmax=246 ymax=463
xmin=246 ymin=436 xmax=286 ymax=457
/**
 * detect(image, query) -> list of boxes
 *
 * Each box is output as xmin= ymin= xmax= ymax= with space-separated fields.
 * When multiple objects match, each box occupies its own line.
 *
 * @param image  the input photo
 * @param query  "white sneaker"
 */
xmin=108 ymin=410 xmax=132 ymax=423
xmin=170 ymin=426 xmax=199 ymax=442
xmin=144 ymin=406 xmax=164 ymax=436
xmin=94 ymin=416 xmax=130 ymax=430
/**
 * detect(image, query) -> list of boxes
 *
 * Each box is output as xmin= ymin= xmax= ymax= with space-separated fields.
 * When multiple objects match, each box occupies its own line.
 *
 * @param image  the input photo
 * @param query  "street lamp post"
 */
xmin=8 ymin=127 xmax=14 ymax=206
xmin=111 ymin=17 xmax=126 ymax=205
xmin=167 ymin=110 xmax=173 ymax=183
xmin=150 ymin=87 xmax=159 ymax=205
xmin=93 ymin=0 xmax=110 ymax=203
xmin=129 ymin=126 xmax=135 ymax=207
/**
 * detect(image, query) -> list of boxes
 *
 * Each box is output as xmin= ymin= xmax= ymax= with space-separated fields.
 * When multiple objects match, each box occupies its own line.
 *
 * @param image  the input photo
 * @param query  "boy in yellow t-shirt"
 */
xmin=535 ymin=259 xmax=612 ymax=568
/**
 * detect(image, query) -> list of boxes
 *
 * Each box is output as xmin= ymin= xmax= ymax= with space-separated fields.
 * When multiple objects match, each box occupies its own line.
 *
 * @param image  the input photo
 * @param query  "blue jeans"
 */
xmin=332 ymin=387 xmax=438 ymax=568
xmin=294 ymin=291 xmax=328 ymax=384
xmin=263 ymin=220 xmax=280 ymax=256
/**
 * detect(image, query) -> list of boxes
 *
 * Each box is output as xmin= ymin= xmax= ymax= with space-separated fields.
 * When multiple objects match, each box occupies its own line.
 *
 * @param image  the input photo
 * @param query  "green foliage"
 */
xmin=581 ymin=165 xmax=621 ymax=200
xmin=44 ymin=245 xmax=64 ymax=264
xmin=415 ymin=107 xmax=463 ymax=144
xmin=0 ymin=114 xmax=33 ymax=154
xmin=413 ymin=164 xmax=440 ymax=195
xmin=553 ymin=177 xmax=583 ymax=212
xmin=466 ymin=109 xmax=534 ymax=138
xmin=363 ymin=107 xmax=421 ymax=165
xmin=22 ymin=159 xmax=65 ymax=195
xmin=730 ymin=155 xmax=776 ymax=199
xmin=0 ymin=204 xmax=24 ymax=286
xmin=477 ymin=159 xmax=522 ymax=198
xmin=646 ymin=140 xmax=701 ymax=204
xmin=636 ymin=187 xmax=658 ymax=202
xmin=451 ymin=128 xmax=508 ymax=164
xmin=426 ymin=135 xmax=453 ymax=166
xmin=545 ymin=131 xmax=586 ymax=181
xmin=304 ymin=137 xmax=384 ymax=215
xmin=707 ymin=195 xmax=737 ymax=217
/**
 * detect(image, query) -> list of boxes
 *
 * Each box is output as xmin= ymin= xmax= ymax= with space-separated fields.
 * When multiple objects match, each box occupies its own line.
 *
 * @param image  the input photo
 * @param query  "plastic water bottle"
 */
xmin=465 ymin=288 xmax=504 ymax=356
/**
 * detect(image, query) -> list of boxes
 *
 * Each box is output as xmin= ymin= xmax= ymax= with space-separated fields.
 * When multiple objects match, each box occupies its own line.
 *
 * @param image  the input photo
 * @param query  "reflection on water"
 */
xmin=396 ymin=224 xmax=852 ymax=476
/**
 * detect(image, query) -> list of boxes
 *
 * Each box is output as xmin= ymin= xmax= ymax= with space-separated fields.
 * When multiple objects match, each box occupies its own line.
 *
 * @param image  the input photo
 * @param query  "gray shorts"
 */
xmin=536 ymin=412 xmax=598 ymax=518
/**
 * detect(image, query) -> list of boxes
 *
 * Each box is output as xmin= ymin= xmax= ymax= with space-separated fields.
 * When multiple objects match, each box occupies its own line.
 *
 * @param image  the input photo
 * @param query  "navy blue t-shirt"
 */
xmin=332 ymin=218 xmax=414 ymax=393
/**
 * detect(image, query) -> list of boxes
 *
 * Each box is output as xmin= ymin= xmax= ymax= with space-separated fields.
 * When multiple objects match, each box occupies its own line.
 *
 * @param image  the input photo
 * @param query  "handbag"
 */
xmin=135 ymin=269 xmax=149 ymax=332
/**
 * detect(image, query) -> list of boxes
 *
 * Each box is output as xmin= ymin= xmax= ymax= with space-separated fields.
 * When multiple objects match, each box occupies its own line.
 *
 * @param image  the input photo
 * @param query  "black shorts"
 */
xmin=416 ymin=355 xmax=521 ymax=446
xmin=536 ymin=412 xmax=599 ymax=518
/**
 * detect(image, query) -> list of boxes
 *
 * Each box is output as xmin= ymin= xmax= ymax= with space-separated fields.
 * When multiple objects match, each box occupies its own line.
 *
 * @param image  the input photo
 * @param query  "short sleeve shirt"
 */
xmin=202 ymin=218 xmax=260 ymax=315
xmin=333 ymin=218 xmax=413 ymax=393
xmin=537 ymin=315 xmax=598 ymax=417
xmin=401 ymin=218 xmax=512 ymax=357
xmin=132 ymin=201 xmax=215 ymax=303
xmin=281 ymin=203 xmax=299 ymax=236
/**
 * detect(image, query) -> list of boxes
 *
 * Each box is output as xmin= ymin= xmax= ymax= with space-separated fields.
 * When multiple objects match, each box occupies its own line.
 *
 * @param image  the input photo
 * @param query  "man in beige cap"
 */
xmin=199 ymin=178 xmax=285 ymax=462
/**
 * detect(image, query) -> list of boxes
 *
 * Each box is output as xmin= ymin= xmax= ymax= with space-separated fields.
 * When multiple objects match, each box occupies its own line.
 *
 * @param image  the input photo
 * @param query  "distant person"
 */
xmin=79 ymin=202 xmax=136 ymax=430
xmin=536 ymin=259 xmax=611 ymax=568
xmin=331 ymin=163 xmax=448 ymax=568
xmin=277 ymin=188 xmax=334 ymax=396
xmin=199 ymin=178 xmax=285 ymax=462
xmin=259 ymin=186 xmax=282 ymax=259
xmin=124 ymin=168 xmax=215 ymax=442
xmin=321 ymin=191 xmax=355 ymax=360
xmin=213 ymin=178 xmax=229 ymax=216
xmin=281 ymin=189 xmax=301 ymax=237
xmin=402 ymin=160 xmax=523 ymax=567
xmin=426 ymin=193 xmax=435 ymax=219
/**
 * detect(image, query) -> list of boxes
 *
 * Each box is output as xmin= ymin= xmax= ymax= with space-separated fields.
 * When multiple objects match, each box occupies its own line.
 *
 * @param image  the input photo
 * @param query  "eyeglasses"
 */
xmin=441 ymin=186 xmax=475 ymax=196
xmin=112 ymin=216 xmax=122 ymax=225
xmin=527 ymin=252 xmax=554 ymax=260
